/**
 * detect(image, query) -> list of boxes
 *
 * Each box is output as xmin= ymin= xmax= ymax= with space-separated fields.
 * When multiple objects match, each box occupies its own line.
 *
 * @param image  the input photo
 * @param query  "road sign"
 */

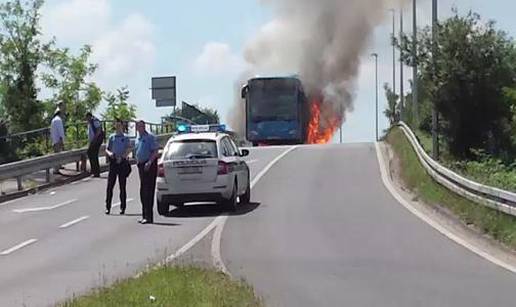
xmin=152 ymin=76 xmax=176 ymax=107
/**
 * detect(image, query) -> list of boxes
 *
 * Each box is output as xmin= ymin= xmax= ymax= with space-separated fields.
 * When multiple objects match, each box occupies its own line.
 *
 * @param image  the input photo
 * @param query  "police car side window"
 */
xmin=221 ymin=139 xmax=230 ymax=157
xmin=222 ymin=138 xmax=236 ymax=157
xmin=228 ymin=139 xmax=240 ymax=156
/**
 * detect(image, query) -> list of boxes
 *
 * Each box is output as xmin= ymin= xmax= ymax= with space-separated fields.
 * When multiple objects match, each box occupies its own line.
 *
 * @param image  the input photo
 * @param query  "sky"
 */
xmin=39 ymin=0 xmax=516 ymax=143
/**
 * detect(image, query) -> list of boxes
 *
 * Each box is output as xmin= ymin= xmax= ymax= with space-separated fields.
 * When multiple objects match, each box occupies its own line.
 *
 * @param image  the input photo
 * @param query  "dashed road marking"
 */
xmin=0 ymin=239 xmax=38 ymax=256
xmin=59 ymin=216 xmax=90 ymax=229
xmin=13 ymin=199 xmax=77 ymax=213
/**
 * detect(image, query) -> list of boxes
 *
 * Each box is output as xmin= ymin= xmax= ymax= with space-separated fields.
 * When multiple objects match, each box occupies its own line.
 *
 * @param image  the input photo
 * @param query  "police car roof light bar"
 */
xmin=176 ymin=124 xmax=226 ymax=134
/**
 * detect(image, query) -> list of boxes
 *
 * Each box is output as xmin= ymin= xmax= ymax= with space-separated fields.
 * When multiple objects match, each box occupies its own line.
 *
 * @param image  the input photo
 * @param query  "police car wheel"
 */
xmin=225 ymin=181 xmax=238 ymax=212
xmin=157 ymin=199 xmax=170 ymax=216
xmin=240 ymin=176 xmax=251 ymax=204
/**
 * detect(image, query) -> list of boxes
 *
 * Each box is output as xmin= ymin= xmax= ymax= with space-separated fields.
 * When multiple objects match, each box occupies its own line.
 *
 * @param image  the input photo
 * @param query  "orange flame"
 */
xmin=307 ymin=96 xmax=342 ymax=144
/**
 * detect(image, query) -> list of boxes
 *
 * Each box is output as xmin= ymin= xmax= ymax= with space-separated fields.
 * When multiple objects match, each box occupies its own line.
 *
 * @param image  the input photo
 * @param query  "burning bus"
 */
xmin=241 ymin=76 xmax=310 ymax=146
xmin=241 ymin=76 xmax=343 ymax=146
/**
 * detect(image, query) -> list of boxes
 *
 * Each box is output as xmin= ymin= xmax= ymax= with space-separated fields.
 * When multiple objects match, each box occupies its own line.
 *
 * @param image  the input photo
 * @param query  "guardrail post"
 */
xmin=45 ymin=168 xmax=50 ymax=183
xmin=80 ymin=155 xmax=87 ymax=172
xmin=16 ymin=176 xmax=22 ymax=191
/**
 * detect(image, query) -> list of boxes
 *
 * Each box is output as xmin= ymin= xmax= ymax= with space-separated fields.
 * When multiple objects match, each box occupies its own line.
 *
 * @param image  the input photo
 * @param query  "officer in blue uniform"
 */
xmin=135 ymin=120 xmax=159 ymax=224
xmin=105 ymin=119 xmax=131 ymax=215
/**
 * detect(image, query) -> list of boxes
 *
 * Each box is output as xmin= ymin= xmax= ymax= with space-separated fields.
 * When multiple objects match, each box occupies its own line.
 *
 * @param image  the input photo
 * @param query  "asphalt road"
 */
xmin=0 ymin=146 xmax=286 ymax=307
xmin=222 ymin=143 xmax=516 ymax=307
xmin=4 ymin=143 xmax=516 ymax=307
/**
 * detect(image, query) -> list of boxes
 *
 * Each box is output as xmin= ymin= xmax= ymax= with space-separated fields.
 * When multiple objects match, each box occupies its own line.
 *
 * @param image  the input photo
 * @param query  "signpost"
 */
xmin=151 ymin=76 xmax=176 ymax=108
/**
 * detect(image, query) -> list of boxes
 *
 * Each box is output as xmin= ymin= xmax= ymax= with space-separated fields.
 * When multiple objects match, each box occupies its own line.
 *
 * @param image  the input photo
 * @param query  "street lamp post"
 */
xmin=412 ymin=0 xmax=418 ymax=124
xmin=371 ymin=53 xmax=379 ymax=142
xmin=432 ymin=0 xmax=439 ymax=160
xmin=399 ymin=9 xmax=404 ymax=119
xmin=389 ymin=9 xmax=396 ymax=97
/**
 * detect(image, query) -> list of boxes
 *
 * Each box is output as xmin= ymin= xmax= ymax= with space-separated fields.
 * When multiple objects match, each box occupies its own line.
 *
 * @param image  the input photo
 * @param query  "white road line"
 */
xmin=374 ymin=142 xmax=516 ymax=274
xmin=211 ymin=145 xmax=299 ymax=275
xmin=13 ymin=199 xmax=77 ymax=213
xmin=0 ymin=239 xmax=38 ymax=256
xmin=0 ymin=197 xmax=24 ymax=207
xmin=163 ymin=146 xmax=298 ymax=276
xmin=59 ymin=216 xmax=90 ymax=229
xmin=112 ymin=198 xmax=135 ymax=208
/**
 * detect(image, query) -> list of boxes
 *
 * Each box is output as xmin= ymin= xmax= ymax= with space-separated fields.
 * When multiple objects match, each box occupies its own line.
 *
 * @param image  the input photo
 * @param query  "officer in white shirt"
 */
xmin=50 ymin=110 xmax=65 ymax=174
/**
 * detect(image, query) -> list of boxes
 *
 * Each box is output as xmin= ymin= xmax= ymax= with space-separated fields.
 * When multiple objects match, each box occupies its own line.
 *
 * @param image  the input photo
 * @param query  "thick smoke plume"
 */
xmin=230 ymin=0 xmax=402 ymax=139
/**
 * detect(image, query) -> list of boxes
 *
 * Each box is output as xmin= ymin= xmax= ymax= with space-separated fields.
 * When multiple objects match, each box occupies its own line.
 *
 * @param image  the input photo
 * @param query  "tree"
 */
xmin=102 ymin=87 xmax=136 ymax=132
xmin=0 ymin=0 xmax=50 ymax=132
xmin=42 ymin=45 xmax=102 ymax=124
xmin=397 ymin=10 xmax=516 ymax=159
xmin=173 ymin=104 xmax=220 ymax=124
xmin=383 ymin=84 xmax=399 ymax=126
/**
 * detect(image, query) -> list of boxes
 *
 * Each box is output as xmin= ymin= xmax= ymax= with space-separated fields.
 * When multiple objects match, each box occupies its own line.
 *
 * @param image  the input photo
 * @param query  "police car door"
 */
xmin=228 ymin=137 xmax=248 ymax=193
xmin=221 ymin=137 xmax=243 ymax=193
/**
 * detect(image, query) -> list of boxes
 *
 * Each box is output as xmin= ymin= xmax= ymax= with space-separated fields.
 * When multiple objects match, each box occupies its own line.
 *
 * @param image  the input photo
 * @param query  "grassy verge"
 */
xmin=411 ymin=128 xmax=516 ymax=192
xmin=386 ymin=127 xmax=516 ymax=250
xmin=60 ymin=266 xmax=262 ymax=307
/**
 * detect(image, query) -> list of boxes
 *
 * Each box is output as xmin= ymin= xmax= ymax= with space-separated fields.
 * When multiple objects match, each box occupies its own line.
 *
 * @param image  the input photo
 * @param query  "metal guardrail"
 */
xmin=0 ymin=133 xmax=173 ymax=191
xmin=398 ymin=122 xmax=516 ymax=217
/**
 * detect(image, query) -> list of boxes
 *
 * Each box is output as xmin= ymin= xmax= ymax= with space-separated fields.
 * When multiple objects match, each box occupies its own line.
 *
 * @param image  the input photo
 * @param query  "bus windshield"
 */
xmin=248 ymin=80 xmax=299 ymax=122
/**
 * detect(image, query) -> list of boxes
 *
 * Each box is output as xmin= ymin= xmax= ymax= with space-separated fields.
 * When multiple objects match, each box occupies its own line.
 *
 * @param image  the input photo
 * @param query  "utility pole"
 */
xmin=371 ymin=53 xmax=379 ymax=142
xmin=339 ymin=104 xmax=343 ymax=144
xmin=399 ymin=9 xmax=405 ymax=119
xmin=412 ymin=0 xmax=419 ymax=124
xmin=389 ymin=9 xmax=396 ymax=97
xmin=432 ymin=0 xmax=439 ymax=160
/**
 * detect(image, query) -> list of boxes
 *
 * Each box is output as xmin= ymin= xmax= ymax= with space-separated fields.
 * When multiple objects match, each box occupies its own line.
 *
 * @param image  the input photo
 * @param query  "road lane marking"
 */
xmin=374 ymin=142 xmax=516 ymax=274
xmin=163 ymin=146 xmax=298 ymax=276
xmin=211 ymin=145 xmax=299 ymax=275
xmin=13 ymin=199 xmax=77 ymax=213
xmin=0 ymin=239 xmax=38 ymax=256
xmin=0 ymin=197 xmax=24 ymax=207
xmin=59 ymin=216 xmax=90 ymax=229
xmin=112 ymin=198 xmax=134 ymax=208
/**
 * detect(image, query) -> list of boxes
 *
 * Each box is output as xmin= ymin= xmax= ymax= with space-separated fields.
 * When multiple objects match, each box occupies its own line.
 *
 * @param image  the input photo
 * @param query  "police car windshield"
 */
xmin=164 ymin=140 xmax=218 ymax=160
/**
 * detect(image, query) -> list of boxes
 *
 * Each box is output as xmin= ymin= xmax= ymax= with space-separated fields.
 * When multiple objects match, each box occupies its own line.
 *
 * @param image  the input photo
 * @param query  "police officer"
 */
xmin=86 ymin=112 xmax=105 ymax=177
xmin=105 ymin=119 xmax=131 ymax=215
xmin=135 ymin=120 xmax=159 ymax=224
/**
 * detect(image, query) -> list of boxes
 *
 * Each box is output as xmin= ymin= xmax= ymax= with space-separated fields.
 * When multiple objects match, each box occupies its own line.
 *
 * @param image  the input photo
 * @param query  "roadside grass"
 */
xmin=60 ymin=266 xmax=262 ymax=307
xmin=386 ymin=127 xmax=516 ymax=250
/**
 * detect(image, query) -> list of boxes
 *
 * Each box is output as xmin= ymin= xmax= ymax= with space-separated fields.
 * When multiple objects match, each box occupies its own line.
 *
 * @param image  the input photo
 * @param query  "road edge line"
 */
xmin=374 ymin=141 xmax=516 ymax=274
xmin=211 ymin=145 xmax=299 ymax=276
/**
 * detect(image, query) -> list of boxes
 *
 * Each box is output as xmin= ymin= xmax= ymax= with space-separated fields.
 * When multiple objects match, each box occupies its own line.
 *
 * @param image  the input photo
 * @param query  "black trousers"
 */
xmin=87 ymin=137 xmax=103 ymax=176
xmin=106 ymin=159 xmax=128 ymax=211
xmin=138 ymin=161 xmax=157 ymax=222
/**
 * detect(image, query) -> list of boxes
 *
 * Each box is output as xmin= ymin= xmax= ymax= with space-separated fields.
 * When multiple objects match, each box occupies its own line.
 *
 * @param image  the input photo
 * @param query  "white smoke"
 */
xmin=230 ymin=0 xmax=404 ymax=136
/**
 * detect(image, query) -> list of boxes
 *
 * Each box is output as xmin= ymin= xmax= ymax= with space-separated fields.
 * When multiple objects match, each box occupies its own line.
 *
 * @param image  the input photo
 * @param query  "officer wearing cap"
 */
xmin=105 ymin=119 xmax=131 ymax=215
xmin=135 ymin=120 xmax=159 ymax=224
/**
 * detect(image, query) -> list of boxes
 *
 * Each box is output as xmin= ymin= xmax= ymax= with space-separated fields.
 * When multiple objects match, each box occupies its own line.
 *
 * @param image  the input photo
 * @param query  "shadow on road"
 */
xmin=166 ymin=202 xmax=261 ymax=218
xmin=152 ymin=222 xmax=181 ymax=227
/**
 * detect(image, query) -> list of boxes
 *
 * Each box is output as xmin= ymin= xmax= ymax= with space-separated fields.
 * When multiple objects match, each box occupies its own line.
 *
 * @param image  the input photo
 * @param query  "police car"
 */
xmin=156 ymin=124 xmax=251 ymax=215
